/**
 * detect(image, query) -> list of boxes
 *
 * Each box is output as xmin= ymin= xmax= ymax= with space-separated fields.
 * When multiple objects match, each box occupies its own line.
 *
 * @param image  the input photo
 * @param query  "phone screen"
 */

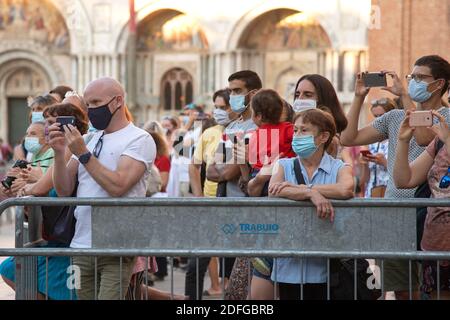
xmin=360 ymin=150 xmax=373 ymax=156
xmin=363 ymin=72 xmax=387 ymax=87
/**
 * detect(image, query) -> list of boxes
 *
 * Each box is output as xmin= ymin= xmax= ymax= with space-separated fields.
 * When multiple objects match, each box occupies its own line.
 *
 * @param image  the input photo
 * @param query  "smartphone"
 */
xmin=360 ymin=150 xmax=373 ymax=157
xmin=56 ymin=116 xmax=75 ymax=132
xmin=363 ymin=72 xmax=387 ymax=87
xmin=409 ymin=111 xmax=433 ymax=127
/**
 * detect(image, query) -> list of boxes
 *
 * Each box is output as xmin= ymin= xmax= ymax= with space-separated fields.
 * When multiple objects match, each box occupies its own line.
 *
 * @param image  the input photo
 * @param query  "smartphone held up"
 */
xmin=57 ymin=116 xmax=76 ymax=132
xmin=362 ymin=72 xmax=387 ymax=88
xmin=409 ymin=111 xmax=433 ymax=127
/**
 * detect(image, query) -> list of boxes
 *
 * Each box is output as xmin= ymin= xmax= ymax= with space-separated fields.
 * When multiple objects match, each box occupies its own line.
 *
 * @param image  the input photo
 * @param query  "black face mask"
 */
xmin=88 ymin=97 xmax=121 ymax=130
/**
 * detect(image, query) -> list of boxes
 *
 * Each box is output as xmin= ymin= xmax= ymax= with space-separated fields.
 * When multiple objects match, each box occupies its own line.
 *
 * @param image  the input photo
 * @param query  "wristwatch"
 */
xmin=78 ymin=151 xmax=92 ymax=165
xmin=307 ymin=184 xmax=314 ymax=191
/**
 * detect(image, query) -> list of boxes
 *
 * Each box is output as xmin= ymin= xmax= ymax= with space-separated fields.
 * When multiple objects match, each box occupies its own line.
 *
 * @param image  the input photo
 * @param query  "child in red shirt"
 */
xmin=248 ymin=89 xmax=296 ymax=170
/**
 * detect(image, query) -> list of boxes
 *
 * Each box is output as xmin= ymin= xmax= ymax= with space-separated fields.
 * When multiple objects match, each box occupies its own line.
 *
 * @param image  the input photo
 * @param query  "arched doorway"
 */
xmin=135 ymin=9 xmax=208 ymax=119
xmin=160 ymin=68 xmax=194 ymax=112
xmin=236 ymin=9 xmax=332 ymax=101
xmin=0 ymin=61 xmax=51 ymax=146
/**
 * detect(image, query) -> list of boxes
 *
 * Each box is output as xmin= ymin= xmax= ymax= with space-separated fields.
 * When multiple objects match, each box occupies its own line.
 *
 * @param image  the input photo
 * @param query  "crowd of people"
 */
xmin=0 ymin=53 xmax=449 ymax=300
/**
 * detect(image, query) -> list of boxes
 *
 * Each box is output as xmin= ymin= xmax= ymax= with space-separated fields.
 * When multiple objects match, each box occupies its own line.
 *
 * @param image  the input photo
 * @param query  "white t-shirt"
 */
xmin=70 ymin=123 xmax=156 ymax=248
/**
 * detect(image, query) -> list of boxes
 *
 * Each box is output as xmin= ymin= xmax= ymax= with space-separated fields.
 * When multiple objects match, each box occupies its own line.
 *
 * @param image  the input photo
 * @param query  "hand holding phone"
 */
xmin=362 ymin=72 xmax=387 ymax=88
xmin=409 ymin=111 xmax=433 ymax=127
xmin=360 ymin=150 xmax=373 ymax=157
xmin=56 ymin=116 xmax=76 ymax=132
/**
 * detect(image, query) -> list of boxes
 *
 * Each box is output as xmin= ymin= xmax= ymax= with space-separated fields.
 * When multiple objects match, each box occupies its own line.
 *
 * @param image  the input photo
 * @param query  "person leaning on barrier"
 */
xmin=268 ymin=109 xmax=354 ymax=300
xmin=393 ymin=110 xmax=450 ymax=300
xmin=17 ymin=103 xmax=90 ymax=198
xmin=47 ymin=77 xmax=156 ymax=300
xmin=0 ymin=121 xmax=54 ymax=198
xmin=205 ymin=71 xmax=261 ymax=301
xmin=340 ymin=55 xmax=450 ymax=300
xmin=0 ymin=103 xmax=89 ymax=300
xmin=183 ymin=89 xmax=238 ymax=300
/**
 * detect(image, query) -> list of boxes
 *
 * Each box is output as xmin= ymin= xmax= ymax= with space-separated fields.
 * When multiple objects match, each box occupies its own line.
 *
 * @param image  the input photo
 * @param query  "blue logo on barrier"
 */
xmin=239 ymin=224 xmax=279 ymax=234
xmin=221 ymin=223 xmax=280 ymax=235
xmin=222 ymin=224 xmax=237 ymax=235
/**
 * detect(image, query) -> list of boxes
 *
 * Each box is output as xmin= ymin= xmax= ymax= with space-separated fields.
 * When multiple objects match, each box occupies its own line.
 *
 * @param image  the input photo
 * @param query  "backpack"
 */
xmin=292 ymin=158 xmax=380 ymax=300
xmin=414 ymin=138 xmax=444 ymax=250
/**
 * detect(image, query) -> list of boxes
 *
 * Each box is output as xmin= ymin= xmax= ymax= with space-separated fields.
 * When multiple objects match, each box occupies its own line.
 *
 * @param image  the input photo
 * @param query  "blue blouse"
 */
xmin=271 ymin=153 xmax=347 ymax=284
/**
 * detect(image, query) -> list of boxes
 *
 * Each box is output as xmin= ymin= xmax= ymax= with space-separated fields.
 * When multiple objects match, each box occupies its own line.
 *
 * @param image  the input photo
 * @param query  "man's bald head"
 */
xmin=83 ymin=77 xmax=129 ymax=132
xmin=83 ymin=77 xmax=127 ymax=111
xmin=84 ymin=77 xmax=125 ymax=99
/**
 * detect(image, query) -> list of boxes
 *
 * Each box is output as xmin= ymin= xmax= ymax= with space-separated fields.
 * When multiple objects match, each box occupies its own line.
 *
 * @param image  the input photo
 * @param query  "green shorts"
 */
xmin=376 ymin=259 xmax=420 ymax=292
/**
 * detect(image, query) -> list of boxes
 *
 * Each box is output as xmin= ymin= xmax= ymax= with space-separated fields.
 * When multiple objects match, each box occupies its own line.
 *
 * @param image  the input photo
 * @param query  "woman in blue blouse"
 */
xmin=269 ymin=109 xmax=354 ymax=300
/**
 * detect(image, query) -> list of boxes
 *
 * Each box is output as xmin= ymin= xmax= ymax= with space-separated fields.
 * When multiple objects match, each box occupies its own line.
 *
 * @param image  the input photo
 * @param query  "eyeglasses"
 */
xmin=439 ymin=167 xmax=450 ymax=189
xmin=93 ymin=132 xmax=105 ymax=158
xmin=405 ymin=74 xmax=434 ymax=82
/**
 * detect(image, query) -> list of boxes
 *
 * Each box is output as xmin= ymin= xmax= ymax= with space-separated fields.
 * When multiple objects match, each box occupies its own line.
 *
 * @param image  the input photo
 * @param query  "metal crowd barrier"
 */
xmin=0 ymin=197 xmax=449 ymax=300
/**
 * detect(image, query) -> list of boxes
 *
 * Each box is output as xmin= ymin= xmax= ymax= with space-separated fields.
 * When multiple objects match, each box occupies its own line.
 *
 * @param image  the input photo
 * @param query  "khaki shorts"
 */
xmin=72 ymin=256 xmax=136 ymax=300
xmin=376 ymin=259 xmax=420 ymax=292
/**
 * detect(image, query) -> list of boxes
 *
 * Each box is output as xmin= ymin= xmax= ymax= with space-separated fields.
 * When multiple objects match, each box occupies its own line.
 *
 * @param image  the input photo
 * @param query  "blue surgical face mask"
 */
xmin=230 ymin=91 xmax=253 ymax=114
xmin=213 ymin=108 xmax=230 ymax=126
xmin=88 ymin=122 xmax=98 ymax=133
xmin=292 ymin=135 xmax=318 ymax=159
xmin=24 ymin=137 xmax=42 ymax=154
xmin=408 ymin=79 xmax=439 ymax=103
xmin=31 ymin=112 xmax=44 ymax=123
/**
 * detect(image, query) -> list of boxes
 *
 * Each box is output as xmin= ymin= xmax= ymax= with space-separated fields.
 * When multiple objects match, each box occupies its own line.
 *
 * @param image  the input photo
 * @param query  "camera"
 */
xmin=1 ymin=160 xmax=29 ymax=190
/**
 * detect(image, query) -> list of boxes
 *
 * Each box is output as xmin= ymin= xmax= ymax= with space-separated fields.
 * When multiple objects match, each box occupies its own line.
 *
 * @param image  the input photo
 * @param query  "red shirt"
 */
xmin=154 ymin=155 xmax=171 ymax=173
xmin=249 ymin=122 xmax=296 ymax=170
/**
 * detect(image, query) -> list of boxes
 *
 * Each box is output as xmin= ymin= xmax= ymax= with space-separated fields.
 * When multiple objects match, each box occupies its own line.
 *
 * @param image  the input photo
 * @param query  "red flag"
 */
xmin=129 ymin=0 xmax=136 ymax=34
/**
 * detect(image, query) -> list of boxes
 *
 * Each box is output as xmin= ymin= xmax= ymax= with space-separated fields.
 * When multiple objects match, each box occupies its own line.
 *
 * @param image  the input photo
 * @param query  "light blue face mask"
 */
xmin=213 ymin=108 xmax=230 ymax=126
xmin=31 ymin=112 xmax=45 ymax=123
xmin=24 ymin=137 xmax=42 ymax=154
xmin=408 ymin=79 xmax=440 ymax=103
xmin=230 ymin=93 xmax=250 ymax=114
xmin=292 ymin=135 xmax=318 ymax=159
xmin=88 ymin=122 xmax=98 ymax=133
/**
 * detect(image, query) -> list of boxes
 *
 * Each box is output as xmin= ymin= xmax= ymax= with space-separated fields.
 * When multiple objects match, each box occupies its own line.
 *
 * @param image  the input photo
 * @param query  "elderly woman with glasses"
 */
xmin=268 ymin=109 xmax=354 ymax=300
xmin=393 ymin=110 xmax=450 ymax=300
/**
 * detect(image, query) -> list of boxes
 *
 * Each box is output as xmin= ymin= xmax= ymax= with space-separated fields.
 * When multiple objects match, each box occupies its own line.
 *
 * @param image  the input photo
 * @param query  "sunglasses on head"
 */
xmin=371 ymin=98 xmax=389 ymax=106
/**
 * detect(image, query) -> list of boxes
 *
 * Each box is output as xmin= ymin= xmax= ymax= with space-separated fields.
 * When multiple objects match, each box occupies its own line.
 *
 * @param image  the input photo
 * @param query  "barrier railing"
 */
xmin=0 ymin=197 xmax=449 ymax=301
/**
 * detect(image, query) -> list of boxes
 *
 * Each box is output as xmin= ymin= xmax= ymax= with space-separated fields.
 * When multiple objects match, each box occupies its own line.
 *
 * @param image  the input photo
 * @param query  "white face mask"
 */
xmin=213 ymin=108 xmax=230 ymax=126
xmin=293 ymin=99 xmax=317 ymax=113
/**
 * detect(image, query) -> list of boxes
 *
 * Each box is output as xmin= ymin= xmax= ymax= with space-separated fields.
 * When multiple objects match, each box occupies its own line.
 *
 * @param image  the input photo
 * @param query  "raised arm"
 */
xmin=340 ymin=73 xmax=385 ymax=146
xmin=393 ymin=111 xmax=432 ymax=188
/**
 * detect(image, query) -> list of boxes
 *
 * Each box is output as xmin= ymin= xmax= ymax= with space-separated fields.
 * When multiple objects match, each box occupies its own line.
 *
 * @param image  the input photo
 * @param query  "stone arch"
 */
xmin=0 ymin=56 xmax=55 ymax=144
xmin=115 ymin=2 xmax=212 ymax=55
xmin=226 ymin=0 xmax=341 ymax=51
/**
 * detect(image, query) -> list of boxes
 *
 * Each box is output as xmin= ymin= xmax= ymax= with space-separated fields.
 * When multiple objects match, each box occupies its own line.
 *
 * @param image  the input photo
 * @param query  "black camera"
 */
xmin=1 ymin=160 xmax=29 ymax=190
